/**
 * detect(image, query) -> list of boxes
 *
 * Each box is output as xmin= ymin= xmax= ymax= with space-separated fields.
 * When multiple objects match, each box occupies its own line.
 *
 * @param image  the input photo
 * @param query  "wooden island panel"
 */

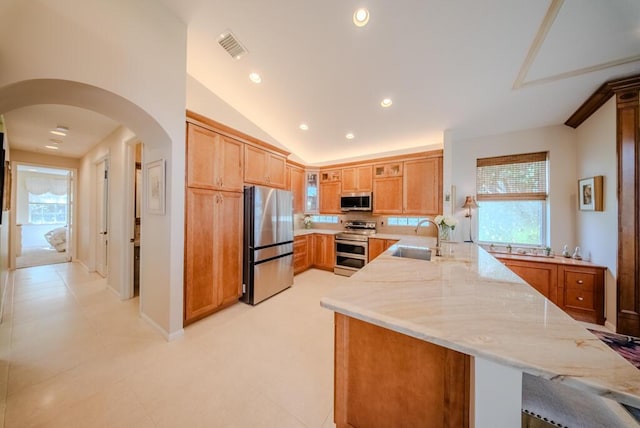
xmin=334 ymin=314 xmax=470 ymax=428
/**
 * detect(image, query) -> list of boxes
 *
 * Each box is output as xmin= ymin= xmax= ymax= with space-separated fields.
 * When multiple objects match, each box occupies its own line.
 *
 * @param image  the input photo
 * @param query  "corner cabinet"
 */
xmin=184 ymin=189 xmax=242 ymax=324
xmin=244 ymin=145 xmax=286 ymax=189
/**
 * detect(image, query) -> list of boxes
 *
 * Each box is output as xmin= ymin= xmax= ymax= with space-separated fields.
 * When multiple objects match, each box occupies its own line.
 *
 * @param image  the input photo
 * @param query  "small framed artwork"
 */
xmin=146 ymin=159 xmax=165 ymax=215
xmin=578 ymin=176 xmax=603 ymax=211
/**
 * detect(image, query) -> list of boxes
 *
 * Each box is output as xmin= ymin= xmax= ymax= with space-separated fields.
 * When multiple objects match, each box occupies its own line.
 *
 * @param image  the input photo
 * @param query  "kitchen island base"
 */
xmin=334 ymin=314 xmax=470 ymax=428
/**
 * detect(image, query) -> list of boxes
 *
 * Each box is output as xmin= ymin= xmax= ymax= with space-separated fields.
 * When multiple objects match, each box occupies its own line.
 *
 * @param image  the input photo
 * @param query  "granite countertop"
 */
xmin=320 ymin=237 xmax=640 ymax=408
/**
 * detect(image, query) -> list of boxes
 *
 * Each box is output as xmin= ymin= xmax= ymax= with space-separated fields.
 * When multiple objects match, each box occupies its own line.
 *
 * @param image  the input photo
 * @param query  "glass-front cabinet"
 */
xmin=305 ymin=170 xmax=319 ymax=213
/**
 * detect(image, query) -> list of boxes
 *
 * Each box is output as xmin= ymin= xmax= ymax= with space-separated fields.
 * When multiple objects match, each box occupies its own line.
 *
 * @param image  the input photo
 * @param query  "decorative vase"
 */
xmin=439 ymin=226 xmax=451 ymax=242
xmin=304 ymin=223 xmax=311 ymax=229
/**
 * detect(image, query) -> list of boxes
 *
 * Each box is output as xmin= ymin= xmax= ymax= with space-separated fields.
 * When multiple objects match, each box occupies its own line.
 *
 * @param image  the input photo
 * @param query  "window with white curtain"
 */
xmin=24 ymin=172 xmax=68 ymax=225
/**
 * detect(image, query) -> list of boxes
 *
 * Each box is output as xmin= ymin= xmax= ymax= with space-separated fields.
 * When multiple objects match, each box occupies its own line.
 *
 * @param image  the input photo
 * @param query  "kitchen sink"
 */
xmin=391 ymin=246 xmax=432 ymax=261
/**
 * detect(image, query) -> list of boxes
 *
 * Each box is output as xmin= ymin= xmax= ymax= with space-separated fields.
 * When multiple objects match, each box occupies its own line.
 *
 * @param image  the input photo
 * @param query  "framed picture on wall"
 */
xmin=578 ymin=176 xmax=603 ymax=211
xmin=146 ymin=159 xmax=165 ymax=215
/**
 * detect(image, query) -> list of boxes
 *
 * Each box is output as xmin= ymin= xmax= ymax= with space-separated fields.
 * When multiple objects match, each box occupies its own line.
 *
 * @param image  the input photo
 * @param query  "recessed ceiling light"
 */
xmin=299 ymin=123 xmax=309 ymax=131
xmin=380 ymin=98 xmax=393 ymax=107
xmin=346 ymin=133 xmax=355 ymax=140
xmin=45 ymin=145 xmax=59 ymax=150
xmin=50 ymin=138 xmax=63 ymax=144
xmin=50 ymin=125 xmax=69 ymax=136
xmin=353 ymin=8 xmax=370 ymax=27
xmin=249 ymin=72 xmax=262 ymax=83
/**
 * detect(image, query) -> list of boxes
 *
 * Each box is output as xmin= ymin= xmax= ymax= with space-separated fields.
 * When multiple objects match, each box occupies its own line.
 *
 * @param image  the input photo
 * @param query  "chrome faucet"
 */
xmin=414 ymin=218 xmax=441 ymax=256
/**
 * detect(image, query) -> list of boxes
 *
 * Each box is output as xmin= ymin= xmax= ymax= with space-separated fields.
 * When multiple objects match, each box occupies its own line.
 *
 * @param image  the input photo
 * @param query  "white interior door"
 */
xmin=96 ymin=159 xmax=108 ymax=277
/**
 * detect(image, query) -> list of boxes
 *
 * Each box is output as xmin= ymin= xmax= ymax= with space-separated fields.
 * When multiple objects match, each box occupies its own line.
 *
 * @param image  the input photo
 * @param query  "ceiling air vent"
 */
xmin=218 ymin=31 xmax=248 ymax=59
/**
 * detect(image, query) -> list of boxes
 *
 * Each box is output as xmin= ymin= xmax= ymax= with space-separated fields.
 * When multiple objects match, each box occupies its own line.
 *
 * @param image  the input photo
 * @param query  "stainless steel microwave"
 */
xmin=340 ymin=192 xmax=373 ymax=212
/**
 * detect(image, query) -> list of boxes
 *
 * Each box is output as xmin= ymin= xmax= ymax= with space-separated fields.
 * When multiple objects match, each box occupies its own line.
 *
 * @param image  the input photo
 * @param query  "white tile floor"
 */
xmin=0 ymin=263 xmax=348 ymax=427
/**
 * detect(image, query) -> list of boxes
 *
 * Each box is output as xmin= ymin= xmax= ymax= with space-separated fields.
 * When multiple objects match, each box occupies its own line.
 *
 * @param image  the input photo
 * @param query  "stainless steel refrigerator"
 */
xmin=242 ymin=185 xmax=294 ymax=305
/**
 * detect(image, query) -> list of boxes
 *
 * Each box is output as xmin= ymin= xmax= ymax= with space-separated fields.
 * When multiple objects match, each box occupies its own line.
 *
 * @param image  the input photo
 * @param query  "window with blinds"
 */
xmin=475 ymin=152 xmax=548 ymax=246
xmin=476 ymin=152 xmax=548 ymax=200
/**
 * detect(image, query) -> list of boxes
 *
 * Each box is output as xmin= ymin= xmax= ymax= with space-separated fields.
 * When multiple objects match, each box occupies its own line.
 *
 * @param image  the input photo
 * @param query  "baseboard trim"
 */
xmin=605 ymin=320 xmax=617 ymax=333
xmin=140 ymin=311 xmax=184 ymax=342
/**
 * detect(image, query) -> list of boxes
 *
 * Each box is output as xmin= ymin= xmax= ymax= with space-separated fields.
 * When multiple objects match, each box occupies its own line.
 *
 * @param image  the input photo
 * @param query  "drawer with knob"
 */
xmin=558 ymin=265 xmax=605 ymax=325
xmin=564 ymin=271 xmax=595 ymax=292
xmin=564 ymin=288 xmax=595 ymax=311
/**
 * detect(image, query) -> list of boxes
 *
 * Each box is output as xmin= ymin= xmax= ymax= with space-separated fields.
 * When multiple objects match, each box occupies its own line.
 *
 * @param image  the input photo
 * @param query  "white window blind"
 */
xmin=476 ymin=152 xmax=548 ymax=201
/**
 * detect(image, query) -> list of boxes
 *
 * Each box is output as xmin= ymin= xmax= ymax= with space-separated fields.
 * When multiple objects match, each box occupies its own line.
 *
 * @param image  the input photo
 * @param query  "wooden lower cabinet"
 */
xmin=497 ymin=257 xmax=605 ymax=325
xmin=368 ymin=238 xmax=399 ymax=262
xmin=334 ymin=314 xmax=470 ymax=428
xmin=293 ymin=235 xmax=312 ymax=274
xmin=313 ymin=233 xmax=335 ymax=271
xmin=184 ymin=188 xmax=242 ymax=324
xmin=500 ymin=259 xmax=559 ymax=305
xmin=294 ymin=233 xmax=336 ymax=273
xmin=558 ymin=265 xmax=605 ymax=325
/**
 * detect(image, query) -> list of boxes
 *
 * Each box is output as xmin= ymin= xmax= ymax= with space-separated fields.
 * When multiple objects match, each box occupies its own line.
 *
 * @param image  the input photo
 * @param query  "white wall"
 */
xmin=0 ymin=0 xmax=187 ymax=339
xmin=447 ymin=125 xmax=577 ymax=250
xmin=186 ymin=75 xmax=289 ymax=150
xmin=575 ymin=98 xmax=617 ymax=329
xmin=77 ymin=126 xmax=134 ymax=297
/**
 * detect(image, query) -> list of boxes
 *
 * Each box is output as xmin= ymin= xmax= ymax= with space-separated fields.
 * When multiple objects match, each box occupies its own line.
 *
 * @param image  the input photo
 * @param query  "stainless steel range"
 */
xmin=334 ymin=220 xmax=376 ymax=277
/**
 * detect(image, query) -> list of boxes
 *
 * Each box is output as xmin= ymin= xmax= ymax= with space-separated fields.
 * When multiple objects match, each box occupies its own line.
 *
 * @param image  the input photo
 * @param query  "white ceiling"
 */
xmin=167 ymin=0 xmax=640 ymax=164
xmin=3 ymin=0 xmax=640 ymax=165
xmin=4 ymin=105 xmax=119 ymax=158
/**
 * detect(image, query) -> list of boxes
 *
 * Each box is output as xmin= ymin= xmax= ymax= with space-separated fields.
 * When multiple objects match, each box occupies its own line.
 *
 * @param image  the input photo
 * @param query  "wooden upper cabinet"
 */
xmin=373 ymin=177 xmax=403 ymax=214
xmin=320 ymin=181 xmax=341 ymax=214
xmin=320 ymin=169 xmax=341 ymax=182
xmin=244 ymin=145 xmax=286 ymax=188
xmin=289 ymin=165 xmax=305 ymax=213
xmin=342 ymin=165 xmax=373 ymax=193
xmin=374 ymin=162 xmax=403 ymax=178
xmin=403 ymin=158 xmax=442 ymax=215
xmin=186 ymin=123 xmax=244 ymax=191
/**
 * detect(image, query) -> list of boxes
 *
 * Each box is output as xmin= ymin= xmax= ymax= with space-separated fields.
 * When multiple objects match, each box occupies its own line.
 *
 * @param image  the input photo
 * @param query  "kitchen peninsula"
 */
xmin=320 ymin=237 xmax=640 ymax=427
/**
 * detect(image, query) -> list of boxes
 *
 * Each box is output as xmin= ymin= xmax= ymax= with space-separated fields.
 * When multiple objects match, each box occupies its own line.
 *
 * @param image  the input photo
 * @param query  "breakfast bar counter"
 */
xmin=320 ymin=237 xmax=640 ymax=427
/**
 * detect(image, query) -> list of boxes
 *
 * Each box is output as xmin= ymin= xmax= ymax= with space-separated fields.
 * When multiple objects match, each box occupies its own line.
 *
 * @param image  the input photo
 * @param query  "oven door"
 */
xmin=334 ymin=239 xmax=368 ymax=277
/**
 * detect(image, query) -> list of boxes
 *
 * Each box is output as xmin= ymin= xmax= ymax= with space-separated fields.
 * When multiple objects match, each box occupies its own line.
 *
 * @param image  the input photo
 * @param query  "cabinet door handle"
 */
xmin=577 ymin=280 xmax=584 ymax=284
xmin=577 ymin=296 xmax=584 ymax=301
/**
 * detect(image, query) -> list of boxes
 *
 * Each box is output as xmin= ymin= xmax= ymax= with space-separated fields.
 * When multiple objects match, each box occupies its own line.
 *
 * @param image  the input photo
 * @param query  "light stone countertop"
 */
xmin=293 ymin=228 xmax=340 ymax=237
xmin=320 ymin=237 xmax=640 ymax=408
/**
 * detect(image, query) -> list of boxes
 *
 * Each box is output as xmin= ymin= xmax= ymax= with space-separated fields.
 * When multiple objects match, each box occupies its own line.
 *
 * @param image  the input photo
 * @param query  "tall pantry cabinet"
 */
xmin=184 ymin=120 xmax=244 ymax=325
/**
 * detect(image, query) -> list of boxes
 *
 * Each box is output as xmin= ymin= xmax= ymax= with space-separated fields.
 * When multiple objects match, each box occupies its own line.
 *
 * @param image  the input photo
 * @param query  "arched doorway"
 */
xmin=0 ymin=78 xmax=183 ymax=339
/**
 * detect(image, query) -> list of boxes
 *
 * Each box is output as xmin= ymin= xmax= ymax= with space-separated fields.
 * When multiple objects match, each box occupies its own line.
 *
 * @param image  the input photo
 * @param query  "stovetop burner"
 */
xmin=337 ymin=220 xmax=377 ymax=241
